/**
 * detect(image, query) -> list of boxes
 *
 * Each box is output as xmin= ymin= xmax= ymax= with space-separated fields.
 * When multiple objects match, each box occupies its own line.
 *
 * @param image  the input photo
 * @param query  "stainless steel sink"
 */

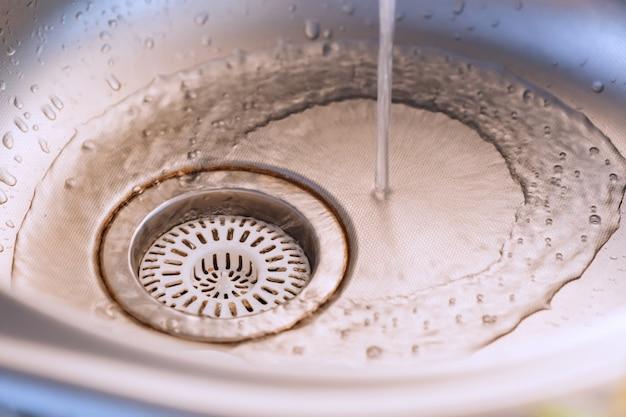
xmin=2 ymin=1 xmax=626 ymax=416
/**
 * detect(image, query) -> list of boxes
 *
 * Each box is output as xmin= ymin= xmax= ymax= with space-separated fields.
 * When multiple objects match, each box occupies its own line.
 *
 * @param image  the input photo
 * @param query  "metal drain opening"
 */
xmin=100 ymin=169 xmax=348 ymax=342
xmin=139 ymin=215 xmax=311 ymax=319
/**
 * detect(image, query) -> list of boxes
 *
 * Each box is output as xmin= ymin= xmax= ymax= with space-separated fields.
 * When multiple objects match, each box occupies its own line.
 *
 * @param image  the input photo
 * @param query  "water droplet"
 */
xmin=144 ymin=37 xmax=154 ymax=49
xmin=589 ymin=214 xmax=601 ymax=225
xmin=482 ymin=315 xmax=497 ymax=324
xmin=12 ymin=96 xmax=23 ymax=110
xmin=322 ymin=28 xmax=333 ymax=39
xmin=2 ymin=132 xmax=14 ymax=150
xmin=23 ymin=112 xmax=31 ymax=120
xmin=304 ymin=20 xmax=320 ymax=40
xmin=187 ymin=150 xmax=199 ymax=160
xmin=292 ymin=346 xmax=305 ymax=355
xmin=99 ymin=31 xmax=111 ymax=40
xmin=574 ymin=169 xmax=581 ymax=178
xmin=589 ymin=147 xmax=599 ymax=156
xmin=108 ymin=19 xmax=118 ymax=28
xmin=556 ymin=252 xmax=563 ymax=261
xmin=38 ymin=138 xmax=49 ymax=153
xmin=553 ymin=165 xmax=562 ymax=174
xmin=165 ymin=318 xmax=181 ymax=334
xmin=82 ymin=140 xmax=96 ymax=151
xmin=0 ymin=244 xmax=4 ymax=253
xmin=491 ymin=19 xmax=500 ymax=28
xmin=517 ymin=237 xmax=524 ymax=244
xmin=545 ymin=218 xmax=553 ymax=226
xmin=544 ymin=125 xmax=551 ymax=135
xmin=195 ymin=12 xmax=209 ymax=26
xmin=610 ymin=255 xmax=618 ymax=261
xmin=106 ymin=74 xmax=122 ymax=91
xmin=6 ymin=46 xmax=16 ymax=56
xmin=610 ymin=173 xmax=618 ymax=183
xmin=5 ymin=220 xmax=14 ymax=228
xmin=30 ymin=84 xmax=39 ymax=94
xmin=0 ymin=168 xmax=17 ymax=187
xmin=341 ymin=3 xmax=355 ymax=15
xmin=366 ymin=345 xmax=383 ymax=359
xmin=64 ymin=178 xmax=77 ymax=189
xmin=14 ymin=117 xmax=28 ymax=134
xmin=50 ymin=95 xmax=64 ymax=110
xmin=476 ymin=294 xmax=484 ymax=303
xmin=0 ymin=80 xmax=5 ymax=91
xmin=559 ymin=152 xmax=567 ymax=160
xmin=511 ymin=111 xmax=518 ymax=120
xmin=94 ymin=302 xmax=119 ymax=320
xmin=581 ymin=234 xmax=588 ymax=242
xmin=100 ymin=43 xmax=111 ymax=53
xmin=453 ymin=0 xmax=465 ymax=15
xmin=13 ymin=155 xmax=22 ymax=163
xmin=545 ymin=237 xmax=552 ymax=246
xmin=39 ymin=104 xmax=56 ymax=121
xmin=592 ymin=80 xmax=604 ymax=93
xmin=0 ymin=190 xmax=7 ymax=205
xmin=288 ymin=4 xmax=296 ymax=13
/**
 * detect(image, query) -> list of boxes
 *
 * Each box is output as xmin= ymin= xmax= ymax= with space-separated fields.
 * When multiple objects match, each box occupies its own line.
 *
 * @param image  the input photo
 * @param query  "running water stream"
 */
xmin=375 ymin=0 xmax=396 ymax=199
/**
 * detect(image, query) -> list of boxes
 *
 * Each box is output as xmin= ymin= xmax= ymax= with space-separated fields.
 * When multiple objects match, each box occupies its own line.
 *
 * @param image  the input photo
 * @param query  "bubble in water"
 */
xmin=14 ymin=117 xmax=28 ymax=133
xmin=195 ymin=12 xmax=209 ymax=26
xmin=2 ymin=132 xmax=14 ymax=149
xmin=453 ymin=0 xmax=465 ymax=15
xmin=591 ymin=80 xmax=604 ymax=93
xmin=38 ymin=138 xmax=50 ymax=153
xmin=0 ymin=190 xmax=7 ymax=205
xmin=106 ymin=74 xmax=122 ymax=91
xmin=366 ymin=345 xmax=383 ymax=359
xmin=589 ymin=214 xmax=601 ymax=225
xmin=0 ymin=168 xmax=17 ymax=187
xmin=304 ymin=20 xmax=320 ymax=40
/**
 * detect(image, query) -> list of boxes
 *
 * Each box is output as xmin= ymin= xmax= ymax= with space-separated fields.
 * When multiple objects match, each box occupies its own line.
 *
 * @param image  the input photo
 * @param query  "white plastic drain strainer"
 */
xmin=139 ymin=215 xmax=311 ymax=319
xmin=99 ymin=169 xmax=348 ymax=342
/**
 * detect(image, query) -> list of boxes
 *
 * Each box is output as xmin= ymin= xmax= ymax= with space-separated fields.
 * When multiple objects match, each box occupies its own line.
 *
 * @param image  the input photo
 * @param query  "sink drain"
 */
xmin=99 ymin=169 xmax=348 ymax=342
xmin=139 ymin=215 xmax=311 ymax=319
